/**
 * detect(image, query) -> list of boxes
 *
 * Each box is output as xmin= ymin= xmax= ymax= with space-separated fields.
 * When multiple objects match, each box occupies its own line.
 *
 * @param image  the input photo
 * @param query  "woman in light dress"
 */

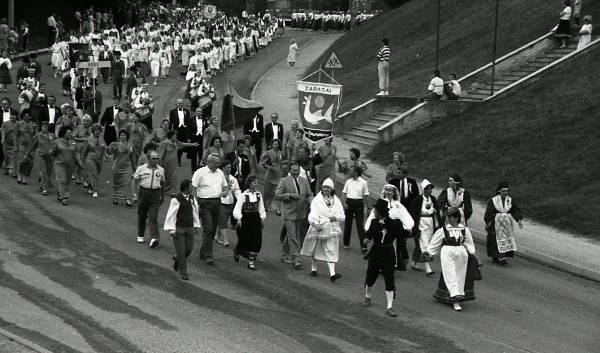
xmin=149 ymin=45 xmax=161 ymax=85
xmin=301 ymin=178 xmax=345 ymax=281
xmin=287 ymin=39 xmax=299 ymax=68
xmin=577 ymin=15 xmax=593 ymax=50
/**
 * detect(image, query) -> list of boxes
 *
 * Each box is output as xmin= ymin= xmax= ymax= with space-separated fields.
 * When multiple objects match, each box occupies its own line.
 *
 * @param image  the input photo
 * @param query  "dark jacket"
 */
xmin=264 ymin=121 xmax=284 ymax=146
xmin=168 ymin=108 xmax=192 ymax=142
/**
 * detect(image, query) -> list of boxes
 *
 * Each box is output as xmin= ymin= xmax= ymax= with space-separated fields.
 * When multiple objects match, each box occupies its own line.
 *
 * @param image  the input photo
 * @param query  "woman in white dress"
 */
xmin=425 ymin=208 xmax=477 ymax=312
xmin=577 ymin=15 xmax=593 ymax=50
xmin=301 ymin=178 xmax=345 ymax=281
xmin=287 ymin=39 xmax=299 ymax=68
xmin=149 ymin=45 xmax=161 ymax=85
xmin=50 ymin=40 xmax=64 ymax=77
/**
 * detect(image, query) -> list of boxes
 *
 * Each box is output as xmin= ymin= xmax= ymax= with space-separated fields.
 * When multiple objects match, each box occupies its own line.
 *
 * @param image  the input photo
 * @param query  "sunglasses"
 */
xmin=150 ymin=157 xmax=160 ymax=160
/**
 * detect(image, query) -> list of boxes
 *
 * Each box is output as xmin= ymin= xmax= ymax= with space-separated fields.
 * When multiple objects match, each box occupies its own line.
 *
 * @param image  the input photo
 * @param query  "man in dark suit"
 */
xmin=275 ymin=162 xmax=313 ymax=269
xmin=0 ymin=98 xmax=19 ymax=168
xmin=98 ymin=45 xmax=112 ymax=84
xmin=189 ymin=107 xmax=208 ymax=171
xmin=100 ymin=97 xmax=121 ymax=146
xmin=243 ymin=112 xmax=264 ymax=160
xmin=111 ymin=51 xmax=126 ymax=99
xmin=82 ymin=79 xmax=102 ymax=123
xmin=225 ymin=139 xmax=251 ymax=188
xmin=264 ymin=112 xmax=284 ymax=149
xmin=34 ymin=95 xmax=61 ymax=133
xmin=398 ymin=165 xmax=420 ymax=209
xmin=168 ymin=99 xmax=192 ymax=168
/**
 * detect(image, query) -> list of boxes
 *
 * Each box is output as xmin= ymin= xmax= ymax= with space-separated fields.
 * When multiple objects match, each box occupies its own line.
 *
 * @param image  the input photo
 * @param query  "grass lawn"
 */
xmin=309 ymin=0 xmax=600 ymax=112
xmin=368 ymin=46 xmax=600 ymax=237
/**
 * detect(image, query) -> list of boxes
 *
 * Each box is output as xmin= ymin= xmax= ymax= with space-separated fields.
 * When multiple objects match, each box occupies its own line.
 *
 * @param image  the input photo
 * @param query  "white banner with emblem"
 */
xmin=297 ymin=81 xmax=342 ymax=143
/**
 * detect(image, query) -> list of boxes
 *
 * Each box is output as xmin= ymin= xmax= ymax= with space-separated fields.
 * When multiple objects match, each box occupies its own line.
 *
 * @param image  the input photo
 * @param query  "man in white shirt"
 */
xmin=132 ymin=151 xmax=165 ymax=248
xmin=191 ymin=154 xmax=229 ymax=264
xmin=341 ymin=166 xmax=370 ymax=252
xmin=215 ymin=161 xmax=241 ymax=247
xmin=420 ymin=70 xmax=444 ymax=101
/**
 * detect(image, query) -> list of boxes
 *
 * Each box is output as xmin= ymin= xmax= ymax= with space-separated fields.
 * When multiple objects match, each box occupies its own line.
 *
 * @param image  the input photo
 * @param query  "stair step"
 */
xmin=371 ymin=113 xmax=396 ymax=122
xmin=544 ymin=53 xmax=568 ymax=58
xmin=363 ymin=121 xmax=382 ymax=128
xmin=546 ymin=48 xmax=574 ymax=55
xmin=533 ymin=57 xmax=556 ymax=62
xmin=353 ymin=126 xmax=379 ymax=136
xmin=379 ymin=111 xmax=401 ymax=117
xmin=525 ymin=62 xmax=546 ymax=68
xmin=465 ymin=92 xmax=490 ymax=98
xmin=480 ymin=84 xmax=509 ymax=91
xmin=517 ymin=66 xmax=539 ymax=72
xmin=507 ymin=71 xmax=534 ymax=76
xmin=344 ymin=132 xmax=378 ymax=146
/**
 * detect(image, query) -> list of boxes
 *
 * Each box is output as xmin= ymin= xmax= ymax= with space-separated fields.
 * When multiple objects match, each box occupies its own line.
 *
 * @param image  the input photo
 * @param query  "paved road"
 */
xmin=0 ymin=31 xmax=599 ymax=353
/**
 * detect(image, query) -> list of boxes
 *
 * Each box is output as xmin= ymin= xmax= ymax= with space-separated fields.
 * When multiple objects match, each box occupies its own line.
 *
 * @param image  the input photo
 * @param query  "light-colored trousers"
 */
xmin=378 ymin=61 xmax=390 ymax=91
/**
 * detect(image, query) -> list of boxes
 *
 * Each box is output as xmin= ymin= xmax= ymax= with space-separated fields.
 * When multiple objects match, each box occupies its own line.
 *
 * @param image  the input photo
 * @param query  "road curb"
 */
xmin=0 ymin=327 xmax=54 ymax=353
xmin=250 ymin=37 xmax=316 ymax=101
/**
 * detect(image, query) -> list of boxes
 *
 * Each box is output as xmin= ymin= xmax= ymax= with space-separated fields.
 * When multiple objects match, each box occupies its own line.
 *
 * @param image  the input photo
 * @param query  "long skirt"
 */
xmin=433 ymin=246 xmax=476 ymax=304
xmin=2 ymin=144 xmax=15 ymax=170
xmin=112 ymin=168 xmax=132 ymax=200
xmin=555 ymin=20 xmax=571 ymax=39
xmin=412 ymin=218 xmax=435 ymax=263
xmin=0 ymin=65 xmax=12 ymax=84
xmin=235 ymin=212 xmax=262 ymax=259
xmin=150 ymin=60 xmax=160 ymax=78
xmin=301 ymin=233 xmax=339 ymax=263
xmin=486 ymin=228 xmax=515 ymax=258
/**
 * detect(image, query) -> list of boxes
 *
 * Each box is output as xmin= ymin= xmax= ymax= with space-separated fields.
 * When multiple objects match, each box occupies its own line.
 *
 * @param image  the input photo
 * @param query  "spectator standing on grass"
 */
xmin=573 ymin=0 xmax=583 ymax=25
xmin=20 ymin=21 xmax=29 ymax=53
xmin=555 ymin=0 xmax=572 ymax=48
xmin=0 ymin=19 xmax=8 ymax=53
xmin=0 ymin=51 xmax=12 ymax=92
xmin=376 ymin=38 xmax=390 ymax=96
xmin=577 ymin=16 xmax=593 ymax=50
xmin=47 ymin=13 xmax=57 ymax=47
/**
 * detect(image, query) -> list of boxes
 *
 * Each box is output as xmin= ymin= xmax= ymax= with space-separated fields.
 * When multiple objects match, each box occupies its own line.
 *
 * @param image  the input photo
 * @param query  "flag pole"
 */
xmin=229 ymin=80 xmax=235 ymax=140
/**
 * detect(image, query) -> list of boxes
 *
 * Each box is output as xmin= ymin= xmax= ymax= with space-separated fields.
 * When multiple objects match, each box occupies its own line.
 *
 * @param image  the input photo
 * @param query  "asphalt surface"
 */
xmin=0 ymin=31 xmax=599 ymax=353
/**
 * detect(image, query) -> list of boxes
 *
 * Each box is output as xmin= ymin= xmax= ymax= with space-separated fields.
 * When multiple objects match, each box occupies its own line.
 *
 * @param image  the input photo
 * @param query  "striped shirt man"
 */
xmin=377 ymin=45 xmax=390 ymax=62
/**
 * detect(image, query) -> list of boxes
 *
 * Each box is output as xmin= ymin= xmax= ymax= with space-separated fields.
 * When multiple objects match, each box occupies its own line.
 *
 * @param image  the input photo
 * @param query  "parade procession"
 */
xmin=0 ymin=0 xmax=598 ymax=352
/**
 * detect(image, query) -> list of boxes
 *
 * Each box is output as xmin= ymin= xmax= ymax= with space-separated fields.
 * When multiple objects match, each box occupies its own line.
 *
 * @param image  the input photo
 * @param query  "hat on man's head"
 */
xmin=373 ymin=198 xmax=389 ymax=216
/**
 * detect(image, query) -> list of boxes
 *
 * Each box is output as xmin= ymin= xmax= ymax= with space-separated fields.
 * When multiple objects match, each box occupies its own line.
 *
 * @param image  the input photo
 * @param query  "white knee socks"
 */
xmin=385 ymin=291 xmax=394 ymax=309
xmin=365 ymin=285 xmax=372 ymax=298
xmin=311 ymin=260 xmax=318 ymax=272
xmin=327 ymin=262 xmax=335 ymax=276
xmin=424 ymin=262 xmax=432 ymax=273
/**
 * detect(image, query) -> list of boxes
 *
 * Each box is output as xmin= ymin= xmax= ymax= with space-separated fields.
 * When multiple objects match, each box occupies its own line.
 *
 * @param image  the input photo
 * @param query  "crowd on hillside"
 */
xmin=0 ymin=2 xmax=530 ymax=318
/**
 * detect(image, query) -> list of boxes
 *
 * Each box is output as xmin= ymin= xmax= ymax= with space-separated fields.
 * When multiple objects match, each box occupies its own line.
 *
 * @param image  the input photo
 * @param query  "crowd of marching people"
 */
xmin=0 ymin=2 xmax=528 ymax=319
xmin=289 ymin=10 xmax=379 ymax=31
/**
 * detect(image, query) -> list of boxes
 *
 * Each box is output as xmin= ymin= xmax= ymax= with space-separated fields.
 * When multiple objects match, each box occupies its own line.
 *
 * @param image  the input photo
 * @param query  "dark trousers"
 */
xmin=395 ymin=236 xmax=409 ymax=269
xmin=137 ymin=188 xmax=161 ymax=240
xmin=198 ymin=198 xmax=221 ymax=260
xmin=47 ymin=27 xmax=56 ymax=46
xmin=172 ymin=227 xmax=195 ymax=276
xmin=365 ymin=246 xmax=396 ymax=291
xmin=112 ymin=77 xmax=123 ymax=98
xmin=100 ymin=68 xmax=110 ymax=83
xmin=189 ymin=135 xmax=203 ymax=172
xmin=249 ymin=133 xmax=263 ymax=160
xmin=343 ymin=199 xmax=366 ymax=249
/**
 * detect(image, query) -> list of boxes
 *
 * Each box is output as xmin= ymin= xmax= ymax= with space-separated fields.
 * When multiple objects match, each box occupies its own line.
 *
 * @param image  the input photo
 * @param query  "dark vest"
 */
xmin=175 ymin=193 xmax=194 ymax=228
xmin=242 ymin=193 xmax=260 ymax=213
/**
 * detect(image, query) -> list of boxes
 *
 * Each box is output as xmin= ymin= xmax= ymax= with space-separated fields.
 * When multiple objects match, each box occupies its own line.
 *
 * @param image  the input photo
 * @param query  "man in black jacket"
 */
xmin=189 ymin=107 xmax=208 ymax=172
xmin=0 ymin=98 xmax=19 ymax=168
xmin=397 ymin=165 xmax=420 ymax=209
xmin=264 ymin=113 xmax=284 ymax=149
xmin=168 ymin=99 xmax=192 ymax=168
xmin=225 ymin=139 xmax=251 ymax=188
xmin=34 ymin=95 xmax=61 ymax=133
xmin=100 ymin=97 xmax=121 ymax=146
xmin=243 ymin=112 xmax=264 ymax=160
xmin=111 ymin=51 xmax=126 ymax=99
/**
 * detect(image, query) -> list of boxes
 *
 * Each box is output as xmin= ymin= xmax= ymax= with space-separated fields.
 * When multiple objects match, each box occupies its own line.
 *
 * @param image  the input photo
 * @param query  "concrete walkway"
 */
xmin=253 ymin=33 xmax=600 ymax=283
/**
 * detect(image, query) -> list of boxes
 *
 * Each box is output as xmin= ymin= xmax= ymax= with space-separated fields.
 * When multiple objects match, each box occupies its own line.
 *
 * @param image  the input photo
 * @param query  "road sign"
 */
xmin=324 ymin=51 xmax=343 ymax=69
xmin=76 ymin=61 xmax=111 ymax=69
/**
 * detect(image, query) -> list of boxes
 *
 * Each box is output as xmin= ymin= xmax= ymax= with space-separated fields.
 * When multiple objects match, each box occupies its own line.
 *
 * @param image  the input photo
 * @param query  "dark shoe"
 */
xmin=149 ymin=239 xmax=159 ymax=248
xmin=499 ymin=259 xmax=508 ymax=266
xmin=310 ymin=271 xmax=317 ymax=277
xmin=21 ymin=181 xmax=27 ymax=185
xmin=330 ymin=273 xmax=341 ymax=282
xmin=397 ymin=262 xmax=407 ymax=271
xmin=411 ymin=265 xmax=424 ymax=271
xmin=361 ymin=247 xmax=368 ymax=254
xmin=362 ymin=297 xmax=372 ymax=307
xmin=113 ymin=198 xmax=119 ymax=205
xmin=17 ymin=180 xmax=22 ymax=184
xmin=180 ymin=275 xmax=189 ymax=281
xmin=426 ymin=271 xmax=435 ymax=276
xmin=233 ymin=252 xmax=240 ymax=263
xmin=125 ymin=200 xmax=133 ymax=208
xmin=172 ymin=256 xmax=178 ymax=272
xmin=386 ymin=308 xmax=397 ymax=317
xmin=41 ymin=190 xmax=48 ymax=196
xmin=292 ymin=261 xmax=302 ymax=269
xmin=248 ymin=262 xmax=256 ymax=270
xmin=492 ymin=257 xmax=500 ymax=264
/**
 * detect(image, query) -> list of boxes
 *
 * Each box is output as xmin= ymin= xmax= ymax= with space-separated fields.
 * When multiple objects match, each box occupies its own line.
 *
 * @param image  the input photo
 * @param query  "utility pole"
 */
xmin=8 ymin=0 xmax=15 ymax=27
xmin=490 ymin=0 xmax=500 ymax=96
xmin=435 ymin=0 xmax=441 ymax=70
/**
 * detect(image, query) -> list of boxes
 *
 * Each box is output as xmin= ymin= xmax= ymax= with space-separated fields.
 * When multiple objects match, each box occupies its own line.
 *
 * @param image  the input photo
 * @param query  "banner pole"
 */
xmin=318 ymin=65 xmax=322 ymax=83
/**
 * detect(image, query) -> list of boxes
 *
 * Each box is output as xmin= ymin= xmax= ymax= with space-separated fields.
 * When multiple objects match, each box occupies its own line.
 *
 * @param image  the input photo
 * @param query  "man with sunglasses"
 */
xmin=132 ymin=150 xmax=165 ymax=248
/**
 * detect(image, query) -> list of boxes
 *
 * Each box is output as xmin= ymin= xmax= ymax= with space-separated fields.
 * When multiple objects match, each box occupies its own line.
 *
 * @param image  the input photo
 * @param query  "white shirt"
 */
xmin=560 ymin=6 xmax=572 ymax=21
xmin=250 ymin=116 xmax=259 ymax=133
xmin=221 ymin=174 xmax=241 ymax=205
xmin=133 ymin=164 xmax=165 ymax=190
xmin=232 ymin=190 xmax=267 ymax=221
xmin=270 ymin=123 xmax=279 ymax=139
xmin=449 ymin=80 xmax=461 ymax=96
xmin=428 ymin=77 xmax=444 ymax=95
xmin=177 ymin=109 xmax=185 ymax=127
xmin=48 ymin=106 xmax=56 ymax=124
xmin=195 ymin=116 xmax=204 ymax=136
xmin=192 ymin=166 xmax=228 ymax=198
xmin=342 ymin=177 xmax=369 ymax=199
xmin=3 ymin=110 xmax=11 ymax=122
xmin=163 ymin=194 xmax=201 ymax=232
xmin=113 ymin=106 xmax=119 ymax=119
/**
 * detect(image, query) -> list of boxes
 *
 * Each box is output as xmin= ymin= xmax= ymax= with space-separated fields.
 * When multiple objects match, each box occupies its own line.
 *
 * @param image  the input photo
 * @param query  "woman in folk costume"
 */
xmin=300 ymin=178 xmax=345 ymax=281
xmin=362 ymin=198 xmax=406 ymax=318
xmin=364 ymin=184 xmax=414 ymax=270
xmin=425 ymin=208 xmax=477 ymax=312
xmin=409 ymin=179 xmax=442 ymax=275
xmin=438 ymin=173 xmax=472 ymax=225
xmin=484 ymin=182 xmax=523 ymax=266
xmin=233 ymin=175 xmax=267 ymax=270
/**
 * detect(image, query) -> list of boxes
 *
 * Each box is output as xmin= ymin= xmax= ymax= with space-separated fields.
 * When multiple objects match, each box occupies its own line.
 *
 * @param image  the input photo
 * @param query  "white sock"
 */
xmin=365 ymin=285 xmax=372 ymax=298
xmin=311 ymin=260 xmax=318 ymax=272
xmin=425 ymin=262 xmax=432 ymax=273
xmin=327 ymin=262 xmax=335 ymax=276
xmin=385 ymin=291 xmax=394 ymax=309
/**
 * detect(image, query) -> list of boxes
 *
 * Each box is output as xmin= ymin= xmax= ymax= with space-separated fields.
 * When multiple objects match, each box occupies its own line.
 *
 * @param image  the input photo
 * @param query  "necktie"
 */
xmin=294 ymin=178 xmax=300 ymax=194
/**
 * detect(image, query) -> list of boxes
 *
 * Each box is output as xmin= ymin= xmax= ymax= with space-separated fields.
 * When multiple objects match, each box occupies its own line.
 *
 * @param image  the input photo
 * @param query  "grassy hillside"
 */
xmin=311 ymin=0 xmax=600 ymax=111
xmin=368 ymin=45 xmax=600 ymax=237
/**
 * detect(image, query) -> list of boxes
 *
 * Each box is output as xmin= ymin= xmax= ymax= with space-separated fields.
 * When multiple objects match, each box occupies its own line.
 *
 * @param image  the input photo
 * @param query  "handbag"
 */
xmin=19 ymin=156 xmax=33 ymax=177
xmin=469 ymin=253 xmax=483 ymax=281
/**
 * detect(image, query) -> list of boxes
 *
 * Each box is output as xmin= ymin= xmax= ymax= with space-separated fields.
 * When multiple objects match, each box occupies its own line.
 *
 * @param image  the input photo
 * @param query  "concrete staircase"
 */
xmin=463 ymin=43 xmax=577 ymax=100
xmin=343 ymin=105 xmax=405 ymax=146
